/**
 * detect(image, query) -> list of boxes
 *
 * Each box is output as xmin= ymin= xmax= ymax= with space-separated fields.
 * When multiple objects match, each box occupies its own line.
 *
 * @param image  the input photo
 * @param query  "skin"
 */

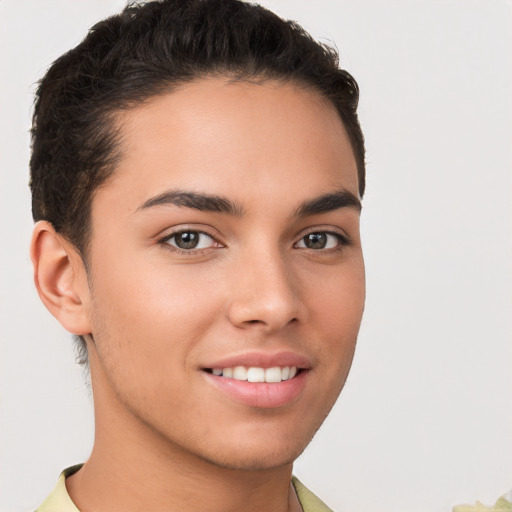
xmin=31 ymin=77 xmax=365 ymax=512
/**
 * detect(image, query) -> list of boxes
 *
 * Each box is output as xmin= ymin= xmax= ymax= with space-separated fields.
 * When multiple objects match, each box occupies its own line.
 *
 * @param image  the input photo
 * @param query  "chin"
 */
xmin=187 ymin=425 xmax=317 ymax=472
xmin=198 ymin=445 xmax=302 ymax=472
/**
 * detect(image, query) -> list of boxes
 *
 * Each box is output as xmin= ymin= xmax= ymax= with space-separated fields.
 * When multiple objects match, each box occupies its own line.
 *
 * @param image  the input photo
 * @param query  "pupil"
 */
xmin=177 ymin=232 xmax=199 ymax=249
xmin=305 ymin=233 xmax=327 ymax=249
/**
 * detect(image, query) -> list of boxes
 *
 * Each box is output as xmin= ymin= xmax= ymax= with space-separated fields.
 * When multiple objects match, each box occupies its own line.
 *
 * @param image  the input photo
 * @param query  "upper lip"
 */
xmin=202 ymin=351 xmax=312 ymax=370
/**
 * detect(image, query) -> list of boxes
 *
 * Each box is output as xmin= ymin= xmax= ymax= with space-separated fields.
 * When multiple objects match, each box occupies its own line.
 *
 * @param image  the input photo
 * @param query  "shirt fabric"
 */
xmin=452 ymin=490 xmax=512 ymax=512
xmin=35 ymin=464 xmax=334 ymax=512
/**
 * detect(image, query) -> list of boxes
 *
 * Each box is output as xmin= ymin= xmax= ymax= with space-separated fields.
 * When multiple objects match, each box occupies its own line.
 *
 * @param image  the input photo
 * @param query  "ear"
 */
xmin=30 ymin=221 xmax=92 ymax=335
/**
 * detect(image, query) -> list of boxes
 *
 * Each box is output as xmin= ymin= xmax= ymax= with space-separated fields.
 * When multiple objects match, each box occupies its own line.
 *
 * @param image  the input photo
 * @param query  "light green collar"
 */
xmin=36 ymin=465 xmax=82 ymax=512
xmin=36 ymin=465 xmax=332 ymax=512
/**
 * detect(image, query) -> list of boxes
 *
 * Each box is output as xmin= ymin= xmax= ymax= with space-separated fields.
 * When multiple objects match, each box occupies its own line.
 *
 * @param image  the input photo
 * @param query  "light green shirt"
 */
xmin=36 ymin=465 xmax=333 ymax=512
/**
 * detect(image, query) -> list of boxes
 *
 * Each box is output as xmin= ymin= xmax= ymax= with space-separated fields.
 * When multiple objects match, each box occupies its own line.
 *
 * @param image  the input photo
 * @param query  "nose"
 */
xmin=226 ymin=248 xmax=307 ymax=333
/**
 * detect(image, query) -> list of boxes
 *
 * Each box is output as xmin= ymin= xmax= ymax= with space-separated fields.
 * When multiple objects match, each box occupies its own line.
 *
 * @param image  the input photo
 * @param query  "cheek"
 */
xmin=87 ymin=262 xmax=222 ymax=420
xmin=311 ymin=258 xmax=365 ymax=326
xmin=88 ymin=253 xmax=224 ymax=369
xmin=307 ymin=260 xmax=365 ymax=370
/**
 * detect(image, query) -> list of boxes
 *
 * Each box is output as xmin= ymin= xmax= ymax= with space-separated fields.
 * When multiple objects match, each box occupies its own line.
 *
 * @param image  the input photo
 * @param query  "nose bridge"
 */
xmin=227 ymin=242 xmax=304 ymax=331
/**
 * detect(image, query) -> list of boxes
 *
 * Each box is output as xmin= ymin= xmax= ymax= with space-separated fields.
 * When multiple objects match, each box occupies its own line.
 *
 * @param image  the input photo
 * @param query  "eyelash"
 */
xmin=158 ymin=229 xmax=351 ymax=254
xmin=158 ymin=229 xmax=221 ymax=254
xmin=294 ymin=230 xmax=351 ymax=252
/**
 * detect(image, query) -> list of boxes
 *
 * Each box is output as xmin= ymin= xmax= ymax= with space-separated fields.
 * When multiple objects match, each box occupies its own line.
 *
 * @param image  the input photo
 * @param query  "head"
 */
xmin=30 ymin=0 xmax=366 ymax=471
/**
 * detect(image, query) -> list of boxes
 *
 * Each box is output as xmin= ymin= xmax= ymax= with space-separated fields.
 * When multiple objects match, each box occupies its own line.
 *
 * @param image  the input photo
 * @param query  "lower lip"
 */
xmin=202 ymin=370 xmax=308 ymax=408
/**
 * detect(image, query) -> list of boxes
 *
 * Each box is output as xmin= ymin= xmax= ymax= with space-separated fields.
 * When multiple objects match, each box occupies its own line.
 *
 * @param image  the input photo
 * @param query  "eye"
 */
xmin=162 ymin=230 xmax=219 ymax=251
xmin=295 ymin=231 xmax=347 ymax=250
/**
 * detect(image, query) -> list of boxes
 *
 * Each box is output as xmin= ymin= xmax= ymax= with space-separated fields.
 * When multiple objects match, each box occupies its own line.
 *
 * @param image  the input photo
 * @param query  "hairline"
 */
xmin=75 ymin=72 xmax=361 ymax=264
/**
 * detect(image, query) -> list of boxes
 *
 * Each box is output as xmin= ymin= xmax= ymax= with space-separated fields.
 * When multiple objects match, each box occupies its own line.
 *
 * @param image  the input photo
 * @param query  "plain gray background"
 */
xmin=1 ymin=1 xmax=511 ymax=511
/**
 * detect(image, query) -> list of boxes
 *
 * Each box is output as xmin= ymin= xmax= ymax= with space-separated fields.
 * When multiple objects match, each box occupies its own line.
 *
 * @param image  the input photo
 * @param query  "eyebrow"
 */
xmin=137 ymin=190 xmax=244 ymax=216
xmin=294 ymin=190 xmax=362 ymax=217
xmin=137 ymin=188 xmax=361 ymax=217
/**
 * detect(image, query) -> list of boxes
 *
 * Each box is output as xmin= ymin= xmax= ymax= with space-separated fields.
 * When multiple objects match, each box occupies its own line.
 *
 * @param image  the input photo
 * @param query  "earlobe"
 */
xmin=30 ymin=221 xmax=92 ymax=335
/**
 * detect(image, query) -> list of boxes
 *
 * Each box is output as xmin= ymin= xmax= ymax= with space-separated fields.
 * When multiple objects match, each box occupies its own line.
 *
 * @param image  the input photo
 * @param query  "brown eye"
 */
xmin=164 ymin=231 xmax=216 ymax=250
xmin=304 ymin=233 xmax=328 ymax=249
xmin=295 ymin=232 xmax=346 ymax=250
xmin=174 ymin=232 xmax=199 ymax=249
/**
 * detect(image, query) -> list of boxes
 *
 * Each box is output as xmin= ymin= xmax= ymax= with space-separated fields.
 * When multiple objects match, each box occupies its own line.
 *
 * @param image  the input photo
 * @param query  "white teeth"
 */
xmin=265 ymin=367 xmax=282 ymax=383
xmin=247 ymin=367 xmax=265 ymax=382
xmin=210 ymin=365 xmax=298 ymax=382
xmin=233 ymin=366 xmax=247 ymax=381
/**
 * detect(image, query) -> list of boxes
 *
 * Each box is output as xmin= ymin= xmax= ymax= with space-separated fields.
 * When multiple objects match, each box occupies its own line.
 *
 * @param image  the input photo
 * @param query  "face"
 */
xmin=84 ymin=77 xmax=365 ymax=470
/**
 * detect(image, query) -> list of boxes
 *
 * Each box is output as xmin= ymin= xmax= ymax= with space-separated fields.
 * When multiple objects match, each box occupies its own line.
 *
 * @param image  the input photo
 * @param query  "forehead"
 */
xmin=98 ymin=77 xmax=359 ymax=211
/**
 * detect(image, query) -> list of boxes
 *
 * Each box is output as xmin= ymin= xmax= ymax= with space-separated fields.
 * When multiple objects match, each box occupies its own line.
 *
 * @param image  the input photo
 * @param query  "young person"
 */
xmin=29 ymin=1 xmax=366 ymax=510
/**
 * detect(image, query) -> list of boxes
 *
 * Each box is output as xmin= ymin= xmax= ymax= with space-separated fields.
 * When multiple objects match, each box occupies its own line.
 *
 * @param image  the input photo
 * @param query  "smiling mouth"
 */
xmin=203 ymin=366 xmax=301 ymax=383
